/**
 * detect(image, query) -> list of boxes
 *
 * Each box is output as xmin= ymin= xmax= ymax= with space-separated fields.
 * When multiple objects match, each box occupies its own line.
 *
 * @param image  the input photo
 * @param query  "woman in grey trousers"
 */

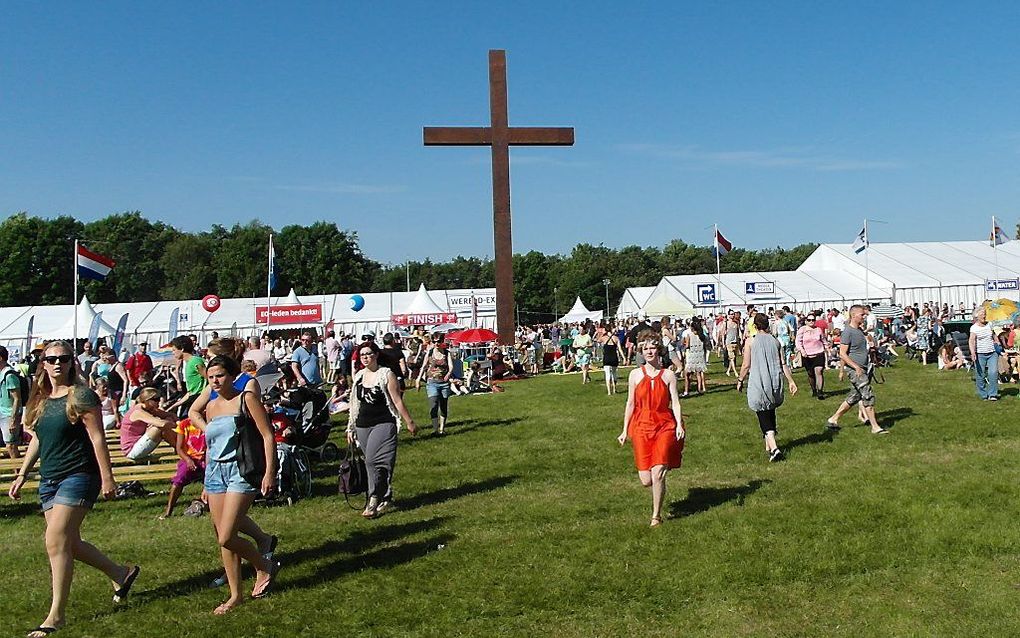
xmin=347 ymin=341 xmax=418 ymax=518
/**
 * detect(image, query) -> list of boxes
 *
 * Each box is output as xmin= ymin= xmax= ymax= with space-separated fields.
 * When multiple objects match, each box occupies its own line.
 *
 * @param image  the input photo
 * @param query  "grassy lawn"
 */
xmin=3 ymin=359 xmax=1020 ymax=637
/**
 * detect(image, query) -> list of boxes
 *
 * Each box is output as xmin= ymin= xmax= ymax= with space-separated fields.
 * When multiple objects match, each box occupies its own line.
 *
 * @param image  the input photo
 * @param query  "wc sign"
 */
xmin=695 ymin=283 xmax=718 ymax=305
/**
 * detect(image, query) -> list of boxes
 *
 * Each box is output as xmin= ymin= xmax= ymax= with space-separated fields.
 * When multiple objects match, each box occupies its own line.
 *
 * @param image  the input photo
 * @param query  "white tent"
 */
xmin=403 ymin=284 xmax=447 ymax=315
xmin=616 ymin=287 xmax=654 ymax=318
xmin=640 ymin=279 xmax=696 ymax=318
xmin=283 ymin=288 xmax=302 ymax=305
xmin=799 ymin=240 xmax=1020 ymax=309
xmin=37 ymin=296 xmax=119 ymax=341
xmin=558 ymin=297 xmax=603 ymax=323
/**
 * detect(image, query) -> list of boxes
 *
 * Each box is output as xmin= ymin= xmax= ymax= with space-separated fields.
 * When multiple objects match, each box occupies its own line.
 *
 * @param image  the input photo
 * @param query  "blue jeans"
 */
xmin=975 ymin=352 xmax=999 ymax=399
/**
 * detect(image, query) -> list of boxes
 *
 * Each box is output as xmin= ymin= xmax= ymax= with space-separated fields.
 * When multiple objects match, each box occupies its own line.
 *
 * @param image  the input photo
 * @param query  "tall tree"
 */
xmin=83 ymin=211 xmax=179 ymax=302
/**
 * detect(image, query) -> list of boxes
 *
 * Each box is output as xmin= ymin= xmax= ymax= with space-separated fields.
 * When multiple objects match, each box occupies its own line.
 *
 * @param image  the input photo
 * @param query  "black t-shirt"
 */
xmin=355 ymin=382 xmax=393 ymax=428
xmin=628 ymin=321 xmax=650 ymax=346
xmin=377 ymin=347 xmax=406 ymax=380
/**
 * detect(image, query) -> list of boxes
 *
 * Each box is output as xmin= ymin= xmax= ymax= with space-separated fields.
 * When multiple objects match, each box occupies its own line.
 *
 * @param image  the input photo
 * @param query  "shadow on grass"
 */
xmin=0 ymin=501 xmax=42 ymax=519
xmin=402 ymin=417 xmax=525 ymax=444
xmin=875 ymin=407 xmax=916 ymax=429
xmin=999 ymin=386 xmax=1018 ymax=398
xmin=397 ymin=475 xmax=518 ymax=512
xmin=134 ymin=517 xmax=453 ymax=604
xmin=668 ymin=479 xmax=770 ymax=519
xmin=785 ymin=430 xmax=836 ymax=452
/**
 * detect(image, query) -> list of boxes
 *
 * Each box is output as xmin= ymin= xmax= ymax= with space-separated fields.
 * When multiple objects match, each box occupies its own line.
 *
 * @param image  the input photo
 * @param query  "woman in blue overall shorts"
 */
xmin=190 ymin=355 xmax=279 ymax=615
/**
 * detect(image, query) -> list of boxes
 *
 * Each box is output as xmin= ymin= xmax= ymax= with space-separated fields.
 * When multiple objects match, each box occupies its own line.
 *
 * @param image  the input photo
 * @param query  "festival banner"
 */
xmin=391 ymin=312 xmax=459 ymax=326
xmin=255 ymin=304 xmax=322 ymax=324
xmin=112 ymin=313 xmax=129 ymax=353
xmin=88 ymin=312 xmax=103 ymax=351
xmin=25 ymin=316 xmax=33 ymax=357
xmin=168 ymin=307 xmax=180 ymax=340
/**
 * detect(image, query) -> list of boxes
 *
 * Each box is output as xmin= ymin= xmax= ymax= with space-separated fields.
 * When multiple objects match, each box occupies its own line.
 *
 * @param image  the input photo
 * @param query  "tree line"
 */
xmin=1 ymin=211 xmax=818 ymax=320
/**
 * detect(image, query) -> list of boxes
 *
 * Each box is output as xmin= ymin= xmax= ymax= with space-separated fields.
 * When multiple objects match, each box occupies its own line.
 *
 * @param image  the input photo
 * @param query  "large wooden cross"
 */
xmin=424 ymin=49 xmax=574 ymax=344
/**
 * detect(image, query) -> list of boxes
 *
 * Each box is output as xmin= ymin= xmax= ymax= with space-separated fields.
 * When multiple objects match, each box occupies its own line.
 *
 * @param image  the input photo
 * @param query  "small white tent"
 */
xmin=403 ymin=284 xmax=447 ymax=315
xmin=558 ymin=297 xmax=603 ymax=323
xmin=283 ymin=289 xmax=303 ymax=305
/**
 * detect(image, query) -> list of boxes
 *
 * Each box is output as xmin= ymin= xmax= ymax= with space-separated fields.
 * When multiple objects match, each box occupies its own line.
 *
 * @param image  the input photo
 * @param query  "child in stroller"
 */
xmin=265 ymin=384 xmax=339 ymax=504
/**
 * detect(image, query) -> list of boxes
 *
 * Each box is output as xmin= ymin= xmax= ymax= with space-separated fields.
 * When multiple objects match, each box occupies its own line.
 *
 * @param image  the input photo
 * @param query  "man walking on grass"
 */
xmin=0 ymin=346 xmax=22 ymax=459
xmin=824 ymin=305 xmax=889 ymax=435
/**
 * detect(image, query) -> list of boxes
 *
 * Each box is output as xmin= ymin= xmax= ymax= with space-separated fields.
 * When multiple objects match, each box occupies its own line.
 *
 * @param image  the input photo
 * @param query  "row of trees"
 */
xmin=1 ymin=211 xmax=818 ymax=318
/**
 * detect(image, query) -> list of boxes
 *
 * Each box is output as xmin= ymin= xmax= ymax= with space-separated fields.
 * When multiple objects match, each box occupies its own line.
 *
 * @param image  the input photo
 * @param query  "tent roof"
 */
xmin=641 ymin=279 xmax=696 ymax=317
xmin=616 ymin=287 xmax=655 ymax=317
xmin=559 ymin=297 xmax=603 ymax=323
xmin=800 ymin=240 xmax=1020 ymax=288
xmin=284 ymin=288 xmax=302 ymax=305
xmin=37 ymin=295 xmax=119 ymax=340
xmin=403 ymin=284 xmax=447 ymax=315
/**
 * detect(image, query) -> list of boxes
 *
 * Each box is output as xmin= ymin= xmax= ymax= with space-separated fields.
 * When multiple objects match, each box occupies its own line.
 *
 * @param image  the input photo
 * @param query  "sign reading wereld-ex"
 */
xmin=745 ymin=281 xmax=777 ymax=296
xmin=986 ymin=279 xmax=1020 ymax=292
xmin=695 ymin=283 xmax=718 ymax=305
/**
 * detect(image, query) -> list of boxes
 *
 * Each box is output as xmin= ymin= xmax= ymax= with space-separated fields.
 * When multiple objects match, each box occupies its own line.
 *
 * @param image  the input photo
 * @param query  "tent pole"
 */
xmin=991 ymin=215 xmax=1001 ymax=300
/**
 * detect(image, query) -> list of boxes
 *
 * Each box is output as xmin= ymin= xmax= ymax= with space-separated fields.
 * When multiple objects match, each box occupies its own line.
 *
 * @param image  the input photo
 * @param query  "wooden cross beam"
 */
xmin=424 ymin=50 xmax=574 ymax=344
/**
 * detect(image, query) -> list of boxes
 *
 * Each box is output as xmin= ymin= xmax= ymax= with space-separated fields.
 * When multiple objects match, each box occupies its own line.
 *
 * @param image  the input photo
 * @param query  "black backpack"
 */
xmin=3 ymin=368 xmax=29 ymax=405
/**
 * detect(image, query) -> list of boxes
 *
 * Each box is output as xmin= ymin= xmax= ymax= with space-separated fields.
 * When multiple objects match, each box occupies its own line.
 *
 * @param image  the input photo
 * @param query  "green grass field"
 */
xmin=3 ymin=359 xmax=1019 ymax=637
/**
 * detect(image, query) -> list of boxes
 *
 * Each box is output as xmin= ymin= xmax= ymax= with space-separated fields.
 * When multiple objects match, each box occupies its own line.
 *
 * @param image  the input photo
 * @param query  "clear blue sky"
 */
xmin=3 ymin=2 xmax=1020 ymax=264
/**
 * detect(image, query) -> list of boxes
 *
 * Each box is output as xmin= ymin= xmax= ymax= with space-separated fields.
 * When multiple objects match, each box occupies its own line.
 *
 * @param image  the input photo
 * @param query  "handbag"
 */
xmin=234 ymin=391 xmax=268 ymax=490
xmin=338 ymin=443 xmax=368 ymax=510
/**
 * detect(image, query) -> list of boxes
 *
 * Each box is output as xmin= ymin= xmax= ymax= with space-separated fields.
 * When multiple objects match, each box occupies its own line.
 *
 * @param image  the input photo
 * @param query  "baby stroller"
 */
xmin=263 ymin=385 xmax=337 ymax=505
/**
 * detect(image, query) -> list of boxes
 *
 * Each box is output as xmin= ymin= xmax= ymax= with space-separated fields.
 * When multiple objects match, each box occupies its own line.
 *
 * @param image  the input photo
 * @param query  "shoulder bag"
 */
xmin=338 ymin=443 xmax=368 ymax=510
xmin=234 ymin=391 xmax=268 ymax=489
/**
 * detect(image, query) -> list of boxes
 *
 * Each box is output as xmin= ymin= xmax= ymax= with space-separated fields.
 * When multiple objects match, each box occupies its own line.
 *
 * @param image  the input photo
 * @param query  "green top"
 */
xmin=0 ymin=366 xmax=19 ymax=417
xmin=183 ymin=355 xmax=206 ymax=396
xmin=36 ymin=386 xmax=100 ymax=480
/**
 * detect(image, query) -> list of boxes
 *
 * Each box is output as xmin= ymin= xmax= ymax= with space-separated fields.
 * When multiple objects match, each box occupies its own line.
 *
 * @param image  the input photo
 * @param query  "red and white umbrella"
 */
xmin=448 ymin=328 xmax=499 ymax=344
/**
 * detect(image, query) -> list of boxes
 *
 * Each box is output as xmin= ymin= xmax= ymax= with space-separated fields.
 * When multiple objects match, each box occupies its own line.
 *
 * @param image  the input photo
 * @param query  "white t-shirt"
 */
xmin=970 ymin=322 xmax=996 ymax=354
xmin=832 ymin=314 xmax=847 ymax=331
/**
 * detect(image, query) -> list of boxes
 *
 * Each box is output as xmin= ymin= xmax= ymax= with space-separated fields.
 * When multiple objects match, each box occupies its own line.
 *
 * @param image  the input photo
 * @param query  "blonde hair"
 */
xmin=24 ymin=341 xmax=94 ymax=431
xmin=136 ymin=387 xmax=161 ymax=404
xmin=207 ymin=337 xmax=245 ymax=362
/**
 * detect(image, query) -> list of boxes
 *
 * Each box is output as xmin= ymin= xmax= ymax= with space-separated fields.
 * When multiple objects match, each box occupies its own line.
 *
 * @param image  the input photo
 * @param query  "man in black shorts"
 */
xmin=824 ymin=305 xmax=888 ymax=435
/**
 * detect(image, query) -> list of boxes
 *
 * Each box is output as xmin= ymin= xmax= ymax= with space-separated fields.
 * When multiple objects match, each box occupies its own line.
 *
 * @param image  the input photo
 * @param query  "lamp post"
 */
xmin=603 ymin=279 xmax=611 ymax=314
xmin=554 ymin=286 xmax=558 ymax=320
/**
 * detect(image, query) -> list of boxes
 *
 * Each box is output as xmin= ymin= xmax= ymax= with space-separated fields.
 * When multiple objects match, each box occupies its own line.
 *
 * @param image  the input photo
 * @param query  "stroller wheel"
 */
xmin=320 ymin=442 xmax=340 ymax=463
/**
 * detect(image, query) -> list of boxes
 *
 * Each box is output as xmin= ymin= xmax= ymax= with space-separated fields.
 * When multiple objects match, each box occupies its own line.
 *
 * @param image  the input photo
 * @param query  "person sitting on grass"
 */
xmin=159 ymin=416 xmax=206 ymax=520
xmin=329 ymin=377 xmax=351 ymax=413
xmin=120 ymin=387 xmax=178 ymax=462
xmin=937 ymin=342 xmax=965 ymax=371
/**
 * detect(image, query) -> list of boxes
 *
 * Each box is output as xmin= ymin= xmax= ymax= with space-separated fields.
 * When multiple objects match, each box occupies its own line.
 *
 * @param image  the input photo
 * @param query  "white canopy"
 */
xmin=37 ymin=295 xmax=119 ymax=341
xmin=558 ymin=297 xmax=603 ymax=323
xmin=403 ymin=283 xmax=447 ymax=315
xmin=616 ymin=287 xmax=655 ymax=318
xmin=283 ymin=288 xmax=302 ymax=305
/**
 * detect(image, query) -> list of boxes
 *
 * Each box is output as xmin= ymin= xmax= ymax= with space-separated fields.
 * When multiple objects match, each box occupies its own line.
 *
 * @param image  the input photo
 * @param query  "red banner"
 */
xmin=256 ymin=304 xmax=323 ymax=324
xmin=391 ymin=312 xmax=458 ymax=326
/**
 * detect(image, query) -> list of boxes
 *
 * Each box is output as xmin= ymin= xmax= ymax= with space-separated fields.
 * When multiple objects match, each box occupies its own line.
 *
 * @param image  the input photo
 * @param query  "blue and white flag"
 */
xmin=168 ymin=307 xmax=180 ymax=340
xmin=991 ymin=217 xmax=1009 ymax=246
xmin=851 ymin=226 xmax=868 ymax=254
xmin=88 ymin=312 xmax=103 ymax=351
xmin=112 ymin=313 xmax=129 ymax=354
xmin=268 ymin=235 xmax=278 ymax=293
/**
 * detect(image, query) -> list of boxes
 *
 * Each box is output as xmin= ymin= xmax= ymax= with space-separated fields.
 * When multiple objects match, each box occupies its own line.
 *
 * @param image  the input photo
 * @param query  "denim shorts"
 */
xmin=426 ymin=381 xmax=452 ymax=399
xmin=204 ymin=460 xmax=259 ymax=495
xmin=38 ymin=472 xmax=101 ymax=511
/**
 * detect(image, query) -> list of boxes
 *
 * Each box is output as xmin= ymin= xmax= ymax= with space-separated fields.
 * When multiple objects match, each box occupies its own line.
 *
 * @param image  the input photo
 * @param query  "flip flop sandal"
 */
xmin=113 ymin=565 xmax=140 ymax=603
xmin=252 ymin=561 xmax=280 ymax=599
xmin=27 ymin=627 xmax=60 ymax=638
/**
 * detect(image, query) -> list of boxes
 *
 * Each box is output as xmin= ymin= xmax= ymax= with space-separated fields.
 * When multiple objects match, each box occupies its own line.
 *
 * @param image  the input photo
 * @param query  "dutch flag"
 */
xmin=77 ymin=245 xmax=115 ymax=281
xmin=713 ymin=229 xmax=733 ymax=257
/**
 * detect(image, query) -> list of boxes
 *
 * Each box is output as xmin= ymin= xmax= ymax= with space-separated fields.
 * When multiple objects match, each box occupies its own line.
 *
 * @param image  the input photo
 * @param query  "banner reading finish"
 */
xmin=256 ymin=304 xmax=322 ymax=324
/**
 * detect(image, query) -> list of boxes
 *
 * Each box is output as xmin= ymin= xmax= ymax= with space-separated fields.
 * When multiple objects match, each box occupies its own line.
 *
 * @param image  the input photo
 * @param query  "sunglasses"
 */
xmin=359 ymin=351 xmax=376 ymax=357
xmin=43 ymin=354 xmax=73 ymax=365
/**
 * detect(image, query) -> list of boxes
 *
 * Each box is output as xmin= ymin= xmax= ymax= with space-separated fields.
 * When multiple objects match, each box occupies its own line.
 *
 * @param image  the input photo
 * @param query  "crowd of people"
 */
xmin=0 ymin=297 xmax=1010 ymax=634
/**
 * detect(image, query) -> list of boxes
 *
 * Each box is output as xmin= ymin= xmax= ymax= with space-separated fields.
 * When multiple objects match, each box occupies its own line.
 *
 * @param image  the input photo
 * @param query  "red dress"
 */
xmin=628 ymin=367 xmax=683 ymax=471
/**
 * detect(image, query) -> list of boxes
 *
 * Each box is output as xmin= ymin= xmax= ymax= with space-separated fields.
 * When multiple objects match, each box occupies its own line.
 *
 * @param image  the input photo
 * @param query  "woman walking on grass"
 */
xmin=737 ymin=313 xmax=799 ymax=462
xmin=796 ymin=313 xmax=827 ymax=399
xmin=348 ymin=341 xmax=418 ymax=519
xmin=8 ymin=341 xmax=140 ymax=638
xmin=189 ymin=355 xmax=278 ymax=615
xmin=617 ymin=334 xmax=685 ymax=527
xmin=598 ymin=325 xmax=624 ymax=395
xmin=682 ymin=317 xmax=708 ymax=396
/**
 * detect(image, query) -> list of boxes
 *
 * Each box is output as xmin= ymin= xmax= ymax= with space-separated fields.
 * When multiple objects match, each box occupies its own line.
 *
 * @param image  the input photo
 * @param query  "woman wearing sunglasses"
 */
xmin=8 ymin=341 xmax=140 ymax=638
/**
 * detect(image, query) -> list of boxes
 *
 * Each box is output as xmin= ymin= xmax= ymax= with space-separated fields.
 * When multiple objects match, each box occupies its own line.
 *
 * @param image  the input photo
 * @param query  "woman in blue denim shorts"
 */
xmin=189 ymin=355 xmax=278 ymax=615
xmin=8 ymin=341 xmax=140 ymax=638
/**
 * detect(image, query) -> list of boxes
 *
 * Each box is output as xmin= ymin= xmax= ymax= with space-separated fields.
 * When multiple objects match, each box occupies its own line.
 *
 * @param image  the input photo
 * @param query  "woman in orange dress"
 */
xmin=617 ymin=334 xmax=685 ymax=527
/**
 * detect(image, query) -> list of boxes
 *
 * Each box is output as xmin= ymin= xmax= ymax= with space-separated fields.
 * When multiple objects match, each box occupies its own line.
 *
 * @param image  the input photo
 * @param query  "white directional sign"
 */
xmin=744 ymin=281 xmax=776 ymax=297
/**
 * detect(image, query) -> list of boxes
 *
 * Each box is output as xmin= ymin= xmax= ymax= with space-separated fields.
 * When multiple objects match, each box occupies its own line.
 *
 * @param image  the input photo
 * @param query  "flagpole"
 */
xmin=864 ymin=219 xmax=870 ymax=305
xmin=73 ymin=239 xmax=79 ymax=349
xmin=714 ymin=223 xmax=722 ymax=305
xmin=992 ymin=216 xmax=1001 ymax=299
xmin=266 ymin=233 xmax=273 ymax=335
